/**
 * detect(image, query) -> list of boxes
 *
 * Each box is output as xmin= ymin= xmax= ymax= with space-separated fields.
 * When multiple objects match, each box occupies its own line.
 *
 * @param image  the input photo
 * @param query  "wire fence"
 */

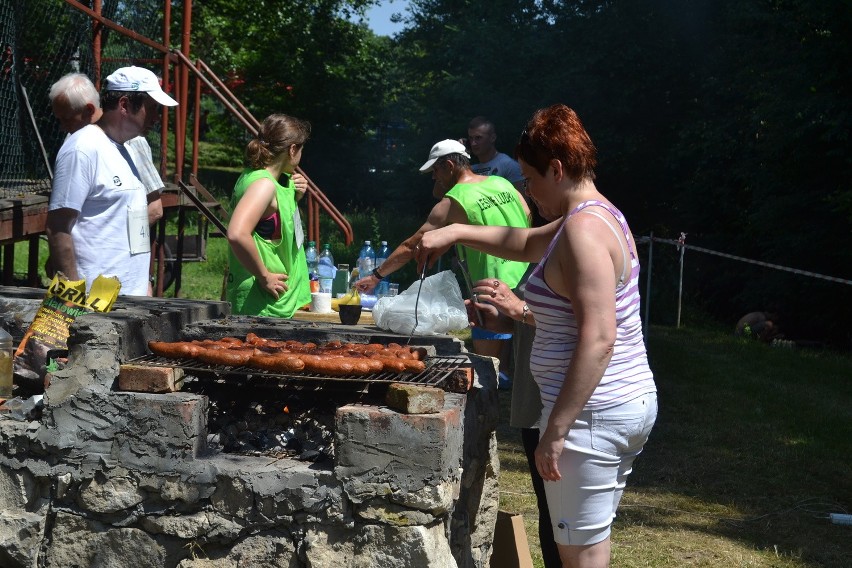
xmin=0 ymin=0 xmax=165 ymax=199
xmin=637 ymin=233 xmax=852 ymax=344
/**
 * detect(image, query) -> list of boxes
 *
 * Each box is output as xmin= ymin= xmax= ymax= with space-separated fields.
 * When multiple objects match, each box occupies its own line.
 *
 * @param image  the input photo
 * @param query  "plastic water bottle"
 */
xmin=375 ymin=240 xmax=390 ymax=296
xmin=305 ymin=241 xmax=319 ymax=292
xmin=305 ymin=241 xmax=318 ymax=275
xmin=357 ymin=241 xmax=376 ymax=277
xmin=317 ymin=243 xmax=336 ymax=294
xmin=376 ymin=241 xmax=389 ymax=271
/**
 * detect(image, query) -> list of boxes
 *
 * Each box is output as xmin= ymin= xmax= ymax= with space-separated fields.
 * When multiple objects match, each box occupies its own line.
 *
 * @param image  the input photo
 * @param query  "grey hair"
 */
xmin=48 ymin=73 xmax=100 ymax=111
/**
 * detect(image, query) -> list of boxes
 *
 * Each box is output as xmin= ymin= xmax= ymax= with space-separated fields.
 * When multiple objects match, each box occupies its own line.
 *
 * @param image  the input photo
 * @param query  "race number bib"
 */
xmin=128 ymin=205 xmax=151 ymax=254
xmin=293 ymin=210 xmax=304 ymax=250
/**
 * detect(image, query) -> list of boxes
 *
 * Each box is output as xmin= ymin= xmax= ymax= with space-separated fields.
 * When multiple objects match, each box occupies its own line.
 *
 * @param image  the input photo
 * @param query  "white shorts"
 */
xmin=542 ymin=392 xmax=658 ymax=546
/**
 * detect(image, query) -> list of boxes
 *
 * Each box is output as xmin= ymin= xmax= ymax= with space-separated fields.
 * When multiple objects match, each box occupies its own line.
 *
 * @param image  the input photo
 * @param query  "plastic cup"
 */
xmin=387 ymin=283 xmax=399 ymax=297
xmin=338 ymin=304 xmax=363 ymax=325
xmin=310 ymin=292 xmax=332 ymax=314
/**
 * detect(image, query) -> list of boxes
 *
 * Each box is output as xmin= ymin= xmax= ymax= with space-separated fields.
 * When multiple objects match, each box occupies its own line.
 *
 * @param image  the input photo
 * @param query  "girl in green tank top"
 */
xmin=226 ymin=114 xmax=312 ymax=318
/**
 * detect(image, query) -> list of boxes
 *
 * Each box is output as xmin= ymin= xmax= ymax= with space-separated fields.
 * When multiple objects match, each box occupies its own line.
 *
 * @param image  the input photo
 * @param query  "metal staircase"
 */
xmin=64 ymin=0 xmax=354 ymax=297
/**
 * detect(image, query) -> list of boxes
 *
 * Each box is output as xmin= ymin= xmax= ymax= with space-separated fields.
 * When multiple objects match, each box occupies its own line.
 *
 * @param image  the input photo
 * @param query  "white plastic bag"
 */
xmin=373 ymin=270 xmax=469 ymax=335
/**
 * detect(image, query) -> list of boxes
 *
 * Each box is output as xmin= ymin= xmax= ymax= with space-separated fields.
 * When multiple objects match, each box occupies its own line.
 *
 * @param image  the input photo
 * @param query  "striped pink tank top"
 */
xmin=526 ymin=200 xmax=656 ymax=411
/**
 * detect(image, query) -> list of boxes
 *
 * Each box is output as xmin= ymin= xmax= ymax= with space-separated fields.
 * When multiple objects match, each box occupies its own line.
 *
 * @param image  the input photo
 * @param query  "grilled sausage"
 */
xmin=366 ymin=356 xmax=408 ymax=373
xmin=295 ymin=354 xmax=378 ymax=376
xmin=247 ymin=353 xmax=306 ymax=373
xmin=148 ymin=341 xmax=203 ymax=359
xmin=196 ymin=347 xmax=254 ymax=367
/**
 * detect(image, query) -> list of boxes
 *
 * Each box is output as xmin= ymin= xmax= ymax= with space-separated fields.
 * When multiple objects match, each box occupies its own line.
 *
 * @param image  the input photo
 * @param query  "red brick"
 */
xmin=118 ymin=364 xmax=184 ymax=393
xmin=385 ymin=383 xmax=445 ymax=414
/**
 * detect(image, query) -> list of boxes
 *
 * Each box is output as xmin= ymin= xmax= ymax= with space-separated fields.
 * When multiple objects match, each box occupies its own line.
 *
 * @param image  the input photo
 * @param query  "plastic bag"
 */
xmin=13 ymin=273 xmax=120 ymax=392
xmin=373 ymin=270 xmax=469 ymax=335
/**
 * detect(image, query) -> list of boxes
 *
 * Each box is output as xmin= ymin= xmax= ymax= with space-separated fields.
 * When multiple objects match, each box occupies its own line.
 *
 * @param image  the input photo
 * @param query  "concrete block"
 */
xmin=118 ymin=364 xmax=184 ymax=393
xmin=111 ymin=392 xmax=208 ymax=470
xmin=335 ymin=396 xmax=464 ymax=493
xmin=385 ymin=383 xmax=445 ymax=414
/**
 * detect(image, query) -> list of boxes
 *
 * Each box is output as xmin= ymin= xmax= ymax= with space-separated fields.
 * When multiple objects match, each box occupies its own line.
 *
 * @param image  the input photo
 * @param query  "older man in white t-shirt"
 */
xmin=46 ymin=67 xmax=178 ymax=296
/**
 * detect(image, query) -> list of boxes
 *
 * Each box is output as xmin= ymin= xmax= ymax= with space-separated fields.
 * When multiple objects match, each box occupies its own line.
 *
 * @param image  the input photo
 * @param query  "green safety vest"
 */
xmin=445 ymin=176 xmax=530 ymax=288
xmin=227 ymin=169 xmax=311 ymax=317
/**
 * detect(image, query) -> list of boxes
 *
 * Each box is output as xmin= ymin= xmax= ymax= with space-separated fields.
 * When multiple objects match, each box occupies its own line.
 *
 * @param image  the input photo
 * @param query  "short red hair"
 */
xmin=515 ymin=104 xmax=597 ymax=181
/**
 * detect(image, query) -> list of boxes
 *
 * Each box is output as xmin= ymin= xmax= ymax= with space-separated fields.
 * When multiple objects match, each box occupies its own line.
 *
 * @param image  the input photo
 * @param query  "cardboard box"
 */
xmin=490 ymin=510 xmax=534 ymax=568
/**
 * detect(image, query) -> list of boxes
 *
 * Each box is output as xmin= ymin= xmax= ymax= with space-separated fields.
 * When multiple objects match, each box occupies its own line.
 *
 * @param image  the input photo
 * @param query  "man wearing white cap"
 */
xmin=46 ymin=66 xmax=178 ymax=296
xmin=355 ymin=139 xmax=530 ymax=363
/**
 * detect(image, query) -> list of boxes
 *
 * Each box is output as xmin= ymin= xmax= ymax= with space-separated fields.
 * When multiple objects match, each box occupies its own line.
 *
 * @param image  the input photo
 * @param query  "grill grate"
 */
xmin=126 ymin=354 xmax=471 ymax=391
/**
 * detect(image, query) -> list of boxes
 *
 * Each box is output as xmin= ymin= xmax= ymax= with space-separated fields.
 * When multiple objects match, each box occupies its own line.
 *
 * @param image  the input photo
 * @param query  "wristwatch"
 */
xmin=371 ymin=267 xmax=384 ymax=280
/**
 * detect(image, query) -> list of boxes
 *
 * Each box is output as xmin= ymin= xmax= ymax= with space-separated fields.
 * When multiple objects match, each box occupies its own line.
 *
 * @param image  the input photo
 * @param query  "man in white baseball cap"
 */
xmin=418 ymin=139 xmax=470 ymax=173
xmin=356 ymin=136 xmax=531 ymax=362
xmin=104 ymin=65 xmax=178 ymax=107
xmin=46 ymin=66 xmax=179 ymax=296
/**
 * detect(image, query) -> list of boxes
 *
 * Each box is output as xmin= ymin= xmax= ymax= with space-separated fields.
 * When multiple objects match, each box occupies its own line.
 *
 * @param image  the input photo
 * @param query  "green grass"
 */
xmin=499 ymin=327 xmax=852 ymax=567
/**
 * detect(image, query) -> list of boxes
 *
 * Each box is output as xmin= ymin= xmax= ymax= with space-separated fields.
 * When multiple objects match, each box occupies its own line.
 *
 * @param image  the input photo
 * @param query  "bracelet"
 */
xmin=521 ymin=303 xmax=530 ymax=324
xmin=371 ymin=267 xmax=384 ymax=280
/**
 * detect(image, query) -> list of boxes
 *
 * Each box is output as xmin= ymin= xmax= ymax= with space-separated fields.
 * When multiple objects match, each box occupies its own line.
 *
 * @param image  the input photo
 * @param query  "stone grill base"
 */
xmin=0 ymin=287 xmax=501 ymax=568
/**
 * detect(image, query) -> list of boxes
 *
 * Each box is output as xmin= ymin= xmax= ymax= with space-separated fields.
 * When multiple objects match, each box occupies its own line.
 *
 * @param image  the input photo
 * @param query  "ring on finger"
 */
xmin=493 ymin=280 xmax=499 ymax=288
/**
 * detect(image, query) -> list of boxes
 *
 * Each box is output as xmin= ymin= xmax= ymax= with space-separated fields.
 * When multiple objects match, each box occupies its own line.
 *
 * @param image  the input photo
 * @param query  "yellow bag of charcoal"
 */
xmin=13 ymin=273 xmax=120 ymax=392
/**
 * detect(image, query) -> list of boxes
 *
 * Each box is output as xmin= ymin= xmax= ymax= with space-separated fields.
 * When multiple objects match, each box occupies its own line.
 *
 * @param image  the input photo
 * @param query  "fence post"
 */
xmin=676 ymin=232 xmax=687 ymax=328
xmin=644 ymin=232 xmax=653 ymax=342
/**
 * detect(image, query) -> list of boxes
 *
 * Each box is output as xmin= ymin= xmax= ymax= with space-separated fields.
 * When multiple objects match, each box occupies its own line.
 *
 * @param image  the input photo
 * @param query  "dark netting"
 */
xmin=0 ymin=0 xmax=166 ymax=199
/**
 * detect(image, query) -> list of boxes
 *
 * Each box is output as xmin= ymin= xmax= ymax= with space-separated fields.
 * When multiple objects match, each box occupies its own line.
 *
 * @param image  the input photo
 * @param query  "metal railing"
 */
xmin=63 ymin=0 xmax=354 ymax=297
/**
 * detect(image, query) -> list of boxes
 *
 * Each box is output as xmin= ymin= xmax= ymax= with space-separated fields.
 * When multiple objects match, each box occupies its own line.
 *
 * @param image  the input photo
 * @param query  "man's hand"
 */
xmin=354 ymin=274 xmax=378 ymax=293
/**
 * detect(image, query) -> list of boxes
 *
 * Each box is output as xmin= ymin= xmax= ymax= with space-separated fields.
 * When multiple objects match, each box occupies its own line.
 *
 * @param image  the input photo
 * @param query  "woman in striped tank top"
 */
xmin=417 ymin=104 xmax=657 ymax=568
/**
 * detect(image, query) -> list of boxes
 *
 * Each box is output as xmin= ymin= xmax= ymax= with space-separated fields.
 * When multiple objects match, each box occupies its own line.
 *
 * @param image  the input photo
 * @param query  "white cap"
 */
xmin=104 ymin=66 xmax=178 ymax=107
xmin=419 ymin=139 xmax=470 ymax=173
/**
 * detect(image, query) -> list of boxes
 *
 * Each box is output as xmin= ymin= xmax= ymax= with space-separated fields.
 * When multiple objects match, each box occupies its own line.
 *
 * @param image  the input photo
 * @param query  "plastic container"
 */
xmin=357 ymin=241 xmax=376 ymax=277
xmin=0 ymin=326 xmax=13 ymax=399
xmin=332 ymin=264 xmax=351 ymax=296
xmin=310 ymin=292 xmax=333 ymax=314
xmin=376 ymin=241 xmax=390 ymax=270
xmin=305 ymin=241 xmax=318 ymax=276
xmin=317 ymin=243 xmax=336 ymax=294
xmin=375 ymin=240 xmax=391 ymax=296
xmin=360 ymin=294 xmax=378 ymax=310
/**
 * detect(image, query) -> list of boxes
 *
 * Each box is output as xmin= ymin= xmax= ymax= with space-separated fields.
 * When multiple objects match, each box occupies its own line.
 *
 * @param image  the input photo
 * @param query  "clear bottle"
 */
xmin=0 ymin=326 xmax=13 ymax=399
xmin=375 ymin=240 xmax=391 ymax=296
xmin=317 ymin=243 xmax=335 ymax=294
xmin=305 ymin=240 xmax=318 ymax=276
xmin=357 ymin=240 xmax=376 ymax=277
xmin=376 ymin=240 xmax=390 ymax=270
xmin=305 ymin=241 xmax=319 ymax=292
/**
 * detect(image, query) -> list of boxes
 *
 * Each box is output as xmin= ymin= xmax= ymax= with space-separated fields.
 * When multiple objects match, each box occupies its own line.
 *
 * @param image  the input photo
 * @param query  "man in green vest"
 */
xmin=355 ymin=139 xmax=530 ymax=375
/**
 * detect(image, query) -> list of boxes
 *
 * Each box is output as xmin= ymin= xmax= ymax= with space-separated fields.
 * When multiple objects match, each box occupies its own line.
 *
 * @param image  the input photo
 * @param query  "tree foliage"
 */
xmin=180 ymin=0 xmax=850 ymax=345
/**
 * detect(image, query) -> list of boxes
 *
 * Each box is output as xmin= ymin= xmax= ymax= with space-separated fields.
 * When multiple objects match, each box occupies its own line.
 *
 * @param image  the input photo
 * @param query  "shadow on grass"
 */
xmin=628 ymin=326 xmax=852 ymax=567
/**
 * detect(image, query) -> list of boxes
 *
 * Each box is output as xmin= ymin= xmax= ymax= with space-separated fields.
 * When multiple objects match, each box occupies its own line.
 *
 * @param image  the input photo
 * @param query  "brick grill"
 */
xmin=0 ymin=287 xmax=501 ymax=568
